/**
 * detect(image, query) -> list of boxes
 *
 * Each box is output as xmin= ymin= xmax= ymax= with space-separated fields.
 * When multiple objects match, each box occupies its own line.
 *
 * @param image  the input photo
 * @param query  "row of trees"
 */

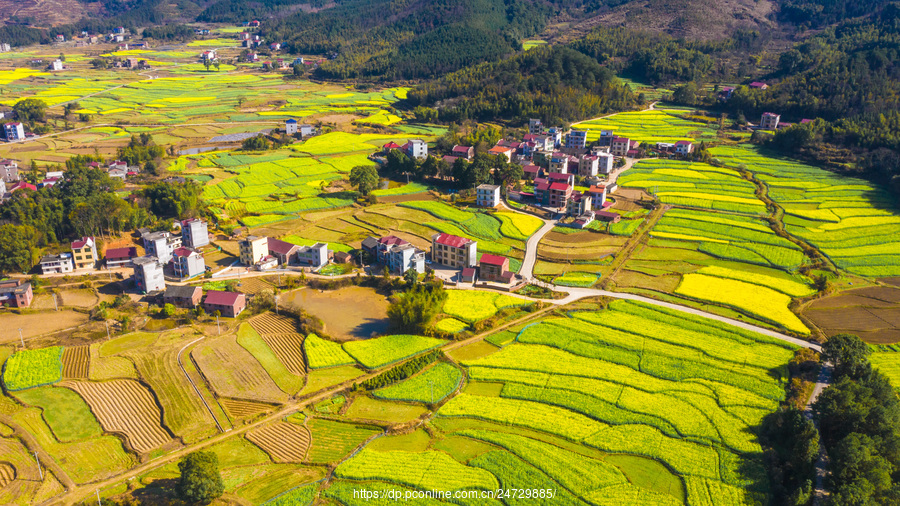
xmin=762 ymin=334 xmax=900 ymax=505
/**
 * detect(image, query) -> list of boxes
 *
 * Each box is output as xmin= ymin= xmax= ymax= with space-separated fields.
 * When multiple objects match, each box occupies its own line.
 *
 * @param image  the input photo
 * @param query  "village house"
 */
xmin=109 ymin=160 xmax=128 ymax=171
xmin=431 ymin=233 xmax=477 ymax=269
xmin=597 ymin=153 xmax=614 ymax=174
xmin=0 ymin=279 xmax=33 ymax=307
xmin=749 ymin=82 xmax=768 ymax=90
xmin=0 ymin=44 xmax=10 ymax=52
xmin=404 ymin=139 xmax=428 ymax=159
xmin=108 ymin=168 xmax=127 ymax=181
xmin=573 ymin=210 xmax=595 ymax=229
xmin=239 ymin=32 xmax=251 ymax=40
xmin=611 ymin=137 xmax=635 ymax=157
xmin=0 ymin=159 xmax=19 ymax=182
xmin=3 ymin=122 xmax=25 ymax=141
xmin=142 ymin=230 xmax=181 ymax=264
xmin=451 ymin=145 xmax=474 ymax=160
xmin=382 ymin=141 xmax=401 ymax=154
xmin=488 ymin=144 xmax=514 ymax=162
xmin=718 ymin=86 xmax=735 ymax=101
xmin=528 ymin=118 xmax=543 ymax=135
xmin=333 ymin=251 xmax=353 ymax=264
xmin=267 ymin=237 xmax=299 ymax=266
xmin=105 ymin=247 xmax=137 ymax=268
xmin=566 ymin=129 xmax=588 ymax=149
xmin=479 ymin=254 xmax=514 ymax=284
xmin=181 ymin=218 xmax=209 ymax=248
xmin=364 ymin=236 xmax=425 ymax=274
xmin=595 ymin=210 xmax=621 ymax=223
xmin=239 ymin=235 xmax=268 ymax=266
xmin=163 ymin=285 xmax=202 ymax=309
xmin=7 ymin=181 xmax=36 ymax=194
xmin=549 ymin=152 xmax=571 ymax=172
xmin=675 ymin=140 xmax=694 ymax=155
xmin=40 ymin=253 xmax=74 ymax=274
xmin=203 ymin=290 xmax=246 ymax=317
xmin=578 ymin=155 xmax=599 ymax=177
xmin=547 ymin=172 xmax=575 ymax=186
xmin=172 ymin=247 xmax=205 ymax=280
xmin=71 ymin=236 xmax=98 ymax=270
xmin=56 ymin=34 xmax=65 ymax=42
xmin=547 ymin=182 xmax=573 ymax=209
xmin=270 ymin=43 xmax=281 ymax=51
xmin=566 ymin=192 xmax=592 ymax=217
xmin=586 ymin=185 xmax=608 ymax=209
xmin=201 ymin=50 xmax=217 ymax=61
xmin=760 ymin=112 xmax=780 ymax=130
xmin=133 ymin=256 xmax=165 ymax=293
xmin=250 ymin=20 xmax=261 ymax=27
xmin=295 ymin=242 xmax=329 ymax=269
xmin=245 ymin=52 xmax=259 ymax=62
xmin=522 ymin=164 xmax=541 ymax=180
xmin=285 ymin=118 xmax=298 ymax=135
xmin=49 ymin=59 xmax=64 ymax=71
xmin=476 ymin=184 xmax=501 ymax=207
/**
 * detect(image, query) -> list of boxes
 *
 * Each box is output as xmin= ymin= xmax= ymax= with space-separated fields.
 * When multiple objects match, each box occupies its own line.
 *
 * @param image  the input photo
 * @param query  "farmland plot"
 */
xmin=343 ymin=334 xmax=444 ymax=369
xmin=192 ymin=336 xmax=290 ymax=404
xmin=62 ymin=379 xmax=171 ymax=453
xmin=373 ymin=363 xmax=462 ymax=403
xmin=62 ymin=346 xmax=90 ymax=379
xmin=246 ymin=422 xmax=311 ymax=463
xmin=710 ymin=144 xmax=900 ymax=277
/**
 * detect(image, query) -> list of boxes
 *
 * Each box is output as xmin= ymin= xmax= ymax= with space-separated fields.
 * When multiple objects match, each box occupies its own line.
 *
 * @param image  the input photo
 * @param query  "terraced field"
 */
xmin=61 ymin=346 xmax=90 ymax=379
xmin=192 ymin=336 xmax=290 ymax=404
xmin=246 ymin=422 xmax=312 ymax=463
xmin=61 ymin=379 xmax=171 ymax=453
xmin=250 ymin=313 xmax=307 ymax=376
xmin=573 ymin=109 xmax=719 ymax=144
xmin=219 ymin=398 xmax=275 ymax=420
xmin=711 ymin=145 xmax=900 ymax=278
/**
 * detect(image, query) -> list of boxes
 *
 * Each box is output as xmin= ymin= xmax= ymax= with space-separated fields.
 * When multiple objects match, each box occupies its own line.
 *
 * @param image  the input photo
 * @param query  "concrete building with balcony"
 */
xmin=172 ymin=247 xmax=205 ymax=280
xmin=295 ymin=242 xmax=328 ymax=268
xmin=142 ymin=231 xmax=181 ymax=264
xmin=40 ymin=253 xmax=73 ymax=274
xmin=133 ymin=256 xmax=165 ymax=293
xmin=239 ymin=235 xmax=268 ymax=266
xmin=431 ymin=233 xmax=477 ymax=269
xmin=70 ymin=236 xmax=98 ymax=270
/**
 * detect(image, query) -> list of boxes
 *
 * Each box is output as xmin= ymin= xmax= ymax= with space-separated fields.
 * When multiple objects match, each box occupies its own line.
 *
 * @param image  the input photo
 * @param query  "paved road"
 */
xmin=807 ymin=362 xmax=833 ymax=504
xmin=519 ymin=219 xmax=556 ymax=279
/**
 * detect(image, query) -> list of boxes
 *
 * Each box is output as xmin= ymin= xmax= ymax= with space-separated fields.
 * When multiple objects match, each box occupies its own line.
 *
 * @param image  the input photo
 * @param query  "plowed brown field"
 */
xmin=220 ymin=398 xmax=274 ymax=419
xmin=246 ymin=422 xmax=311 ymax=462
xmin=250 ymin=313 xmax=299 ymax=334
xmin=0 ymin=463 xmax=14 ymax=487
xmin=62 ymin=379 xmax=170 ymax=453
xmin=261 ymin=334 xmax=307 ymax=376
xmin=62 ymin=346 xmax=90 ymax=379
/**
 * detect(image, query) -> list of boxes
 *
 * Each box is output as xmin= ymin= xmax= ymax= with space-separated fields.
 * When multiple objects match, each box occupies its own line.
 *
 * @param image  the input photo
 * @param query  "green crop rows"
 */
xmin=373 ymin=363 xmax=462 ymax=403
xmin=304 ymin=334 xmax=356 ymax=369
xmin=442 ymin=290 xmax=530 ymax=323
xmin=342 ymin=334 xmax=445 ymax=369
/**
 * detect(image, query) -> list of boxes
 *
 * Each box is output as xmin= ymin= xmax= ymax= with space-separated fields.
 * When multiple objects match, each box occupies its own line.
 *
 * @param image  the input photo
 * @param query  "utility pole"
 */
xmin=96 ymin=489 xmax=101 ymax=506
xmin=18 ymin=328 xmax=23 ymax=348
xmin=105 ymin=321 xmax=110 ymax=340
xmin=275 ymin=294 xmax=279 ymax=315
xmin=34 ymin=451 xmax=42 ymax=479
xmin=216 ymin=315 xmax=221 ymax=335
xmin=430 ymin=380 xmax=434 ymax=405
xmin=53 ymin=294 xmax=58 ymax=311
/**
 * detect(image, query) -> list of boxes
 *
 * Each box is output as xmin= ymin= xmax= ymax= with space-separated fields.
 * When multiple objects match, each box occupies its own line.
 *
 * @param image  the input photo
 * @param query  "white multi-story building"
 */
xmin=181 ymin=218 xmax=209 ymax=248
xmin=760 ymin=112 xmax=780 ymax=130
xmin=142 ymin=231 xmax=182 ymax=264
xmin=566 ymin=129 xmax=588 ymax=149
xmin=40 ymin=253 xmax=74 ymax=274
xmin=476 ymin=184 xmax=501 ymax=207
xmin=405 ymin=139 xmax=428 ymax=160
xmin=133 ymin=256 xmax=165 ymax=293
xmin=239 ymin=235 xmax=268 ymax=266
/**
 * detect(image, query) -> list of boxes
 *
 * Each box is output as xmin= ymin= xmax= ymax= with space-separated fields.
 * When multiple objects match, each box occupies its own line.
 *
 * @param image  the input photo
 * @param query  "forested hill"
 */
xmin=256 ymin=0 xmax=556 ymax=81
xmin=405 ymin=45 xmax=638 ymax=125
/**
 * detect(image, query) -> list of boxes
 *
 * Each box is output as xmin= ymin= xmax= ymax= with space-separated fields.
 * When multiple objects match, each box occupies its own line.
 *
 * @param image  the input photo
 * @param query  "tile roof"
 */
xmin=549 ymin=182 xmax=570 ymax=191
xmin=204 ymin=290 xmax=244 ymax=306
xmin=71 ymin=237 xmax=94 ymax=250
xmin=434 ymin=233 xmax=472 ymax=248
xmin=106 ymin=247 xmax=136 ymax=259
xmin=378 ymin=235 xmax=408 ymax=246
xmin=172 ymin=247 xmax=196 ymax=257
xmin=480 ymin=254 xmax=507 ymax=266
xmin=165 ymin=285 xmax=200 ymax=299
xmin=675 ymin=140 xmax=692 ymax=146
xmin=267 ymin=237 xmax=298 ymax=256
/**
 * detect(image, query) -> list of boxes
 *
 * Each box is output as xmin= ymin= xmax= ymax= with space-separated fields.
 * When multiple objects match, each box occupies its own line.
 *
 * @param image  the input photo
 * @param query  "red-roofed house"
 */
xmin=547 ymin=172 xmax=575 ymax=186
xmin=749 ymin=82 xmax=768 ymax=90
xmin=442 ymin=155 xmax=459 ymax=165
xmin=523 ymin=164 xmax=541 ymax=180
xmin=0 ymin=279 xmax=32 ymax=307
xmin=8 ymin=181 xmax=36 ymax=193
xmin=611 ymin=137 xmax=632 ymax=157
xmin=71 ymin=236 xmax=97 ymax=270
xmin=431 ymin=233 xmax=477 ymax=268
xmin=488 ymin=145 xmax=513 ymax=162
xmin=451 ymin=145 xmax=474 ymax=160
xmin=587 ymin=185 xmax=607 ymax=209
xmin=760 ymin=112 xmax=780 ymax=130
xmin=105 ymin=247 xmax=137 ymax=268
xmin=382 ymin=141 xmax=401 ymax=154
xmin=548 ymin=182 xmax=573 ymax=208
xmin=596 ymin=210 xmax=621 ymax=223
xmin=203 ymin=290 xmax=246 ymax=317
xmin=479 ymin=254 xmax=512 ymax=283
xmin=267 ymin=237 xmax=299 ymax=265
xmin=172 ymin=247 xmax=205 ymax=279
xmin=566 ymin=191 xmax=592 ymax=217
xmin=675 ymin=140 xmax=693 ymax=155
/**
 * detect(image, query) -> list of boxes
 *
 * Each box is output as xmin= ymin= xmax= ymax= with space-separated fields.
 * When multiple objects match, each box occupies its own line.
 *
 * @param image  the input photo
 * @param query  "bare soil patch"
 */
xmin=282 ymin=286 xmax=390 ymax=341
xmin=804 ymin=286 xmax=900 ymax=343
xmin=246 ymin=422 xmax=311 ymax=462
xmin=0 ymin=310 xmax=89 ymax=344
xmin=58 ymin=289 xmax=98 ymax=308
xmin=192 ymin=336 xmax=289 ymax=404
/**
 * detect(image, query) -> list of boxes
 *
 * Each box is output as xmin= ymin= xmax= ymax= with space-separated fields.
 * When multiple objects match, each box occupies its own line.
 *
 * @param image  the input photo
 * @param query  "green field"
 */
xmin=3 ymin=347 xmax=63 ymax=391
xmin=573 ymin=109 xmax=719 ymax=144
xmin=373 ymin=363 xmax=462 ymax=403
xmin=304 ymin=334 xmax=356 ymax=369
xmin=342 ymin=334 xmax=445 ymax=369
xmin=12 ymin=386 xmax=102 ymax=442
xmin=441 ymin=290 xmax=530 ymax=323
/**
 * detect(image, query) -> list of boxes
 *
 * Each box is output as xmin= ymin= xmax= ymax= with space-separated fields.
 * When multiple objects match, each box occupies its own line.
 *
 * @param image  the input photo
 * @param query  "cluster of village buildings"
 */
xmin=0 ymin=159 xmax=140 ymax=199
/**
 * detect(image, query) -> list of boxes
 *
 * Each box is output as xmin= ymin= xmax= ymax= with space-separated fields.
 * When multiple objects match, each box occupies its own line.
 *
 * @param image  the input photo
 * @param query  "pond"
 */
xmin=282 ymin=286 xmax=390 ymax=341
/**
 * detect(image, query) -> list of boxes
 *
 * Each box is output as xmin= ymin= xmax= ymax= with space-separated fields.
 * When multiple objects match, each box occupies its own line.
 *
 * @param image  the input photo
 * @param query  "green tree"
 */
xmin=177 ymin=451 xmax=224 ymax=504
xmin=161 ymin=303 xmax=176 ymax=317
xmin=241 ymin=134 xmax=270 ymax=150
xmin=14 ymin=98 xmax=48 ymax=123
xmin=822 ymin=333 xmax=872 ymax=379
xmin=828 ymin=433 xmax=894 ymax=505
xmin=404 ymin=268 xmax=418 ymax=286
xmin=759 ymin=408 xmax=819 ymax=505
xmin=387 ymin=282 xmax=447 ymax=333
xmin=349 ymin=165 xmax=379 ymax=196
xmin=0 ymin=224 xmax=36 ymax=273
